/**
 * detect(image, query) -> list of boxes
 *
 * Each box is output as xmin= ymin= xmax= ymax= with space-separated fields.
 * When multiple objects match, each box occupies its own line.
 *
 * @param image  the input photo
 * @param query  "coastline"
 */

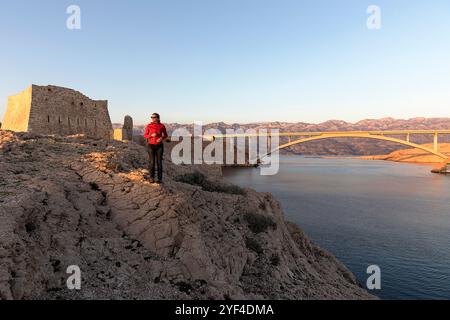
xmin=355 ymin=143 xmax=450 ymax=174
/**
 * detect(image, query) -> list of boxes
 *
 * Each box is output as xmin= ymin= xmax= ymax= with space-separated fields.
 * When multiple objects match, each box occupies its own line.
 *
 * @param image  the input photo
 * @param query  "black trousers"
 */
xmin=147 ymin=144 xmax=164 ymax=181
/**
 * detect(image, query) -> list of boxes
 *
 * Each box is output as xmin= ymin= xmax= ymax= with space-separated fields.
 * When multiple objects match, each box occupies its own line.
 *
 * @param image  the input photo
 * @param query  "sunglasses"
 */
xmin=151 ymin=116 xmax=158 ymax=119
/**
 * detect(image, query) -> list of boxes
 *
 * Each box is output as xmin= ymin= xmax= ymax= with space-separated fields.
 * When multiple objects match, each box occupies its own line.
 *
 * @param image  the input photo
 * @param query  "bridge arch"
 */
xmin=263 ymin=133 xmax=449 ymax=160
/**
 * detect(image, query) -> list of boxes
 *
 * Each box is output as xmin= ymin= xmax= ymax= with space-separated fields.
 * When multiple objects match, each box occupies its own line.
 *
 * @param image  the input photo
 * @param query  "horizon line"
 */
xmin=114 ymin=116 xmax=450 ymax=127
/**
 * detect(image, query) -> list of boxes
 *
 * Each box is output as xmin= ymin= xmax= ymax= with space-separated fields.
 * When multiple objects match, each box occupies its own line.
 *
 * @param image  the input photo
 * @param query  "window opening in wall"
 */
xmin=47 ymin=115 xmax=50 ymax=123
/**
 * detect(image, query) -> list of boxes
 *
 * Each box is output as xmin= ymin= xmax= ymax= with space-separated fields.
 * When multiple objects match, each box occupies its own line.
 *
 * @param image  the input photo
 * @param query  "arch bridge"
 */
xmin=206 ymin=130 xmax=450 ymax=162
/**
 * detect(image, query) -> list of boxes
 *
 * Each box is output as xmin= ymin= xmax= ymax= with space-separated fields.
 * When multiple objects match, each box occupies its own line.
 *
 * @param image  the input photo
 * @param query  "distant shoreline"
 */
xmin=291 ymin=154 xmax=440 ymax=166
xmin=354 ymin=143 xmax=450 ymax=173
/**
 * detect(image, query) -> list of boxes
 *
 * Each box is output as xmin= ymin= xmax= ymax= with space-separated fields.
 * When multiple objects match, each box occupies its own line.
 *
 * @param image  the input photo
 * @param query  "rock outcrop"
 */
xmin=0 ymin=130 xmax=374 ymax=300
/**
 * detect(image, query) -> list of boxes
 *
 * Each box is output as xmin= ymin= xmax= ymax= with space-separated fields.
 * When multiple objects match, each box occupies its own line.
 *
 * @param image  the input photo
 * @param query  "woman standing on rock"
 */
xmin=144 ymin=113 xmax=168 ymax=184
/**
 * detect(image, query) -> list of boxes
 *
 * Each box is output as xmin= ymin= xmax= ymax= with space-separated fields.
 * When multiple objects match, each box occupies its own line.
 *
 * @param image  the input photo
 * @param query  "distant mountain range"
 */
xmin=114 ymin=117 xmax=450 ymax=156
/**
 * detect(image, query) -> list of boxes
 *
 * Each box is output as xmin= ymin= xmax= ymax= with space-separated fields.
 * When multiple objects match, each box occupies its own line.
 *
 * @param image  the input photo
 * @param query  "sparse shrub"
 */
xmin=245 ymin=236 xmax=263 ymax=254
xmin=25 ymin=222 xmax=36 ymax=234
xmin=175 ymin=281 xmax=193 ymax=294
xmin=213 ymin=184 xmax=246 ymax=195
xmin=50 ymin=259 xmax=62 ymax=272
xmin=244 ymin=212 xmax=276 ymax=234
xmin=270 ymin=253 xmax=280 ymax=266
xmin=175 ymin=281 xmax=194 ymax=294
xmin=89 ymin=182 xmax=99 ymax=191
xmin=175 ymin=171 xmax=206 ymax=186
xmin=175 ymin=280 xmax=207 ymax=295
xmin=175 ymin=171 xmax=246 ymax=195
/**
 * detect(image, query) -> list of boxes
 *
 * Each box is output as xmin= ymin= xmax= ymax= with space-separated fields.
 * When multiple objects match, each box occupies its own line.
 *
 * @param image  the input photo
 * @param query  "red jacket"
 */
xmin=144 ymin=122 xmax=168 ymax=145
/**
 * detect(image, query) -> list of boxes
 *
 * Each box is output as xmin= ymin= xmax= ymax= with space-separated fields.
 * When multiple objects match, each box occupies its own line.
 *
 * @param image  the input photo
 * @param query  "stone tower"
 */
xmin=1 ymin=85 xmax=113 ymax=139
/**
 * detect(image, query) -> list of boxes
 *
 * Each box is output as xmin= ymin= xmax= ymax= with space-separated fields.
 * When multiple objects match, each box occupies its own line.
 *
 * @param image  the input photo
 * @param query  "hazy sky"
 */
xmin=1 ymin=0 xmax=450 ymax=125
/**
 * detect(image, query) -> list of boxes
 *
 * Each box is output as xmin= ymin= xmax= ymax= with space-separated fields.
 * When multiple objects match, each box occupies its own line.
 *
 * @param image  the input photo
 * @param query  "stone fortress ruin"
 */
xmin=1 ymin=85 xmax=114 ymax=139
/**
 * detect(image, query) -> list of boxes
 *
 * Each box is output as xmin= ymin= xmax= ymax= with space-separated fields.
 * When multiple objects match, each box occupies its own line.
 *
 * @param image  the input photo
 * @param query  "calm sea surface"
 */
xmin=223 ymin=156 xmax=450 ymax=300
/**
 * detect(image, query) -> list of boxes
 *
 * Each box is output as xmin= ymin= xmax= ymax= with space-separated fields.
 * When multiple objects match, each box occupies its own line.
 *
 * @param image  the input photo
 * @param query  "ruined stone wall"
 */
xmin=28 ymin=85 xmax=113 ymax=139
xmin=1 ymin=86 xmax=33 ymax=132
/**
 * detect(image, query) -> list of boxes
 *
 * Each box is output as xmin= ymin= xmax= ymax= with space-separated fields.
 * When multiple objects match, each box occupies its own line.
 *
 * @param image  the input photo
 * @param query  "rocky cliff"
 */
xmin=0 ymin=130 xmax=373 ymax=300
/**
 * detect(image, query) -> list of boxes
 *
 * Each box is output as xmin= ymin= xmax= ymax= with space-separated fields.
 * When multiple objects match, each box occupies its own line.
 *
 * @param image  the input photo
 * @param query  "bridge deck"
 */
xmin=205 ymin=130 xmax=450 ymax=139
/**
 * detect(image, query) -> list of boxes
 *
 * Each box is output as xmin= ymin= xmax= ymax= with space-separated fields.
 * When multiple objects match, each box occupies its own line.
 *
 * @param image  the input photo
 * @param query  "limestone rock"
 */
xmin=0 ymin=130 xmax=375 ymax=300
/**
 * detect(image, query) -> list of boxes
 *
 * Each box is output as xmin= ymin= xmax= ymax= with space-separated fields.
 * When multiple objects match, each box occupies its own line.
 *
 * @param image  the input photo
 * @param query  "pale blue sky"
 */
xmin=1 ymin=0 xmax=450 ymax=125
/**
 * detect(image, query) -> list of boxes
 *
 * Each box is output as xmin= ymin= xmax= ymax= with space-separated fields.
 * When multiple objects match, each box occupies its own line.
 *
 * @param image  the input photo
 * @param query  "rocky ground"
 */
xmin=0 ymin=130 xmax=374 ymax=300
